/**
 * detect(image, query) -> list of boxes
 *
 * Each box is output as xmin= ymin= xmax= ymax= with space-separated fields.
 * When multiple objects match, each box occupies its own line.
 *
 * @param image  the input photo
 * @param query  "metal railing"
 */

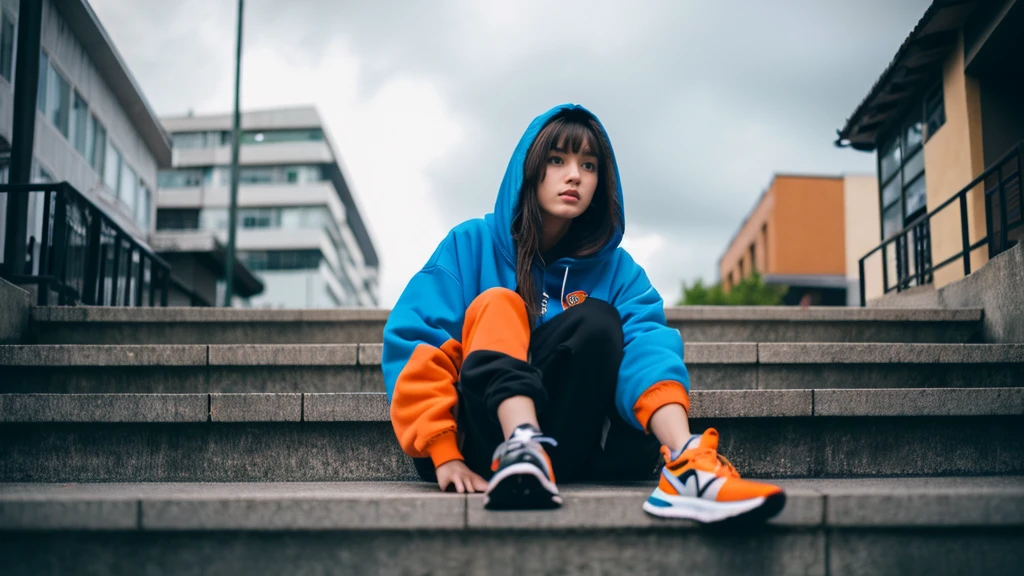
xmin=858 ymin=141 xmax=1023 ymax=306
xmin=1 ymin=182 xmax=171 ymax=306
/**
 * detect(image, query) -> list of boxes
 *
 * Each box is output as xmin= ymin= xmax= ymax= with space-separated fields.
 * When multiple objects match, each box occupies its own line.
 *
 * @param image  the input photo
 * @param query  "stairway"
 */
xmin=1 ymin=306 xmax=1022 ymax=575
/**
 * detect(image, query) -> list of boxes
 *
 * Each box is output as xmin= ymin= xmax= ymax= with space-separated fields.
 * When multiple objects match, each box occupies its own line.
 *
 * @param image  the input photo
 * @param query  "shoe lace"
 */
xmin=492 ymin=434 xmax=558 ymax=462
xmin=688 ymin=447 xmax=741 ymax=479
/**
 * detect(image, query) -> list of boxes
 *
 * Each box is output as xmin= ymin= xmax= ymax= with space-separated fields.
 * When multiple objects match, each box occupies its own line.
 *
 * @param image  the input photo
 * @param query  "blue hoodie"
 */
xmin=383 ymin=103 xmax=691 ymax=466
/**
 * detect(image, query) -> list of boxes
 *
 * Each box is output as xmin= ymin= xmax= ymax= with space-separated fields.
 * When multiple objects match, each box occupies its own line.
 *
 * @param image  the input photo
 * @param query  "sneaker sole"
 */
xmin=484 ymin=462 xmax=562 ymax=510
xmin=642 ymin=489 xmax=786 ymax=524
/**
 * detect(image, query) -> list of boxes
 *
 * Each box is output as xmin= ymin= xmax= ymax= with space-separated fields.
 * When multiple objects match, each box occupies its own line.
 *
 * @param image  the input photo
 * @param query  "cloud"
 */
xmin=91 ymin=0 xmax=932 ymax=306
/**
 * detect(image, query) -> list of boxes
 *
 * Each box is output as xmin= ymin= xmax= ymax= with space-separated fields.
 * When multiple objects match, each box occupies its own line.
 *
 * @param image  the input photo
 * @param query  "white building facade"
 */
xmin=0 ymin=0 xmax=169 ymax=259
xmin=156 ymin=106 xmax=380 ymax=308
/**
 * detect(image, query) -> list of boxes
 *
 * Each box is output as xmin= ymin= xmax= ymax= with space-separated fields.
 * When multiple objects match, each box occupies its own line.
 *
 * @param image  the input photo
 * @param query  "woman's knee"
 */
xmin=566 ymin=298 xmax=624 ymax=353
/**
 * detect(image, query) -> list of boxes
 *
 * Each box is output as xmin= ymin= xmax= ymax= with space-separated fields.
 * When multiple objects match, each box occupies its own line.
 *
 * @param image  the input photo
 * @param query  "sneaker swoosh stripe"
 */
xmin=665 ymin=468 xmax=721 ymax=498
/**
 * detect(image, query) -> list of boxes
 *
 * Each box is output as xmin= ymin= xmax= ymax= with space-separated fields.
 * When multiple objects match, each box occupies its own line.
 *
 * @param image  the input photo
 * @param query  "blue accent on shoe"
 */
xmin=647 ymin=496 xmax=671 ymax=508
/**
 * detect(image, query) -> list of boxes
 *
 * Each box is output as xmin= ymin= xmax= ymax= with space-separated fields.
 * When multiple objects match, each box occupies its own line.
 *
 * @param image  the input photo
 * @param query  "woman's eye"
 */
xmin=548 ymin=156 xmax=562 ymax=164
xmin=583 ymin=162 xmax=596 ymax=171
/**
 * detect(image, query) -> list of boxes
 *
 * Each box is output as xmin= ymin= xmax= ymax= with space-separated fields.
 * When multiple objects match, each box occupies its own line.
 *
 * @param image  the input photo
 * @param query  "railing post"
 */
xmin=49 ymin=188 xmax=69 ymax=305
xmin=148 ymin=262 xmax=157 ymax=307
xmin=36 ymin=188 xmax=54 ymax=305
xmin=997 ymin=168 xmax=1009 ymax=253
xmin=81 ymin=209 xmax=101 ymax=305
xmin=160 ymin=268 xmax=169 ymax=307
xmin=109 ymin=238 xmax=121 ymax=306
xmin=959 ymin=193 xmax=971 ymax=276
xmin=881 ymin=244 xmax=890 ymax=294
xmin=136 ymin=253 xmax=145 ymax=307
xmin=858 ymin=257 xmax=866 ymax=307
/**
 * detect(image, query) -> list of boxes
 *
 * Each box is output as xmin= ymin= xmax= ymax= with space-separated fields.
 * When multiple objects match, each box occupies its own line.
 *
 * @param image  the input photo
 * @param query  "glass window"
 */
xmin=91 ymin=116 xmax=106 ymax=175
xmin=36 ymin=51 xmax=47 ymax=112
xmin=240 ymin=128 xmax=324 ymax=145
xmin=882 ymin=204 xmax=902 ymax=239
xmin=903 ymin=148 xmax=924 ymax=183
xmin=879 ymin=137 xmax=901 ymax=183
xmin=904 ymin=175 xmax=927 ymax=216
xmin=120 ymin=162 xmax=137 ymax=212
xmin=135 ymin=184 xmax=150 ymax=230
xmin=156 ymin=209 xmax=200 ymax=231
xmin=0 ymin=12 xmax=14 ymax=82
xmin=70 ymin=91 xmax=89 ymax=157
xmin=104 ymin=142 xmax=122 ymax=196
xmin=881 ymin=177 xmax=901 ymax=208
xmin=172 ymin=131 xmax=228 ymax=149
xmin=158 ymin=169 xmax=204 ymax=188
xmin=904 ymin=120 xmax=923 ymax=155
xmin=46 ymin=61 xmax=71 ymax=137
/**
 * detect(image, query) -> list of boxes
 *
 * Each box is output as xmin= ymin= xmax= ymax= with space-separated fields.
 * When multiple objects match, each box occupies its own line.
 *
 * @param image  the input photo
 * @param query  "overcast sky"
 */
xmin=91 ymin=0 xmax=931 ymax=307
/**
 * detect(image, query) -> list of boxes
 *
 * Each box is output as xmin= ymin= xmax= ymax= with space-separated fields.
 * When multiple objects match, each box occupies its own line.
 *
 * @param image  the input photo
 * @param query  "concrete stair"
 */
xmin=2 ymin=305 xmax=1023 ymax=575
xmin=2 ymin=342 xmax=1022 ymax=393
xmin=26 ymin=305 xmax=985 ymax=344
xmin=1 ymin=389 xmax=1022 ymax=482
xmin=2 ymin=479 xmax=1022 ymax=575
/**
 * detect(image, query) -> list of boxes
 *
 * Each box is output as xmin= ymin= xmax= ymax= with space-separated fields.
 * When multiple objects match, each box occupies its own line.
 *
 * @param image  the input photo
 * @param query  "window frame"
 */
xmin=0 ymin=10 xmax=15 ymax=82
xmin=875 ymin=80 xmax=943 ymax=241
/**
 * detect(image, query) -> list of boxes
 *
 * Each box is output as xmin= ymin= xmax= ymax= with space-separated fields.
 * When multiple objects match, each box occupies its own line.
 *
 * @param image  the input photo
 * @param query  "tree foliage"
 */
xmin=678 ymin=272 xmax=787 ymax=306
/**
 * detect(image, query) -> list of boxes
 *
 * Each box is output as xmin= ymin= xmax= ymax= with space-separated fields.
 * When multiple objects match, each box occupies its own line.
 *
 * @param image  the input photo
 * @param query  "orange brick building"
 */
xmin=719 ymin=174 xmax=850 ymax=305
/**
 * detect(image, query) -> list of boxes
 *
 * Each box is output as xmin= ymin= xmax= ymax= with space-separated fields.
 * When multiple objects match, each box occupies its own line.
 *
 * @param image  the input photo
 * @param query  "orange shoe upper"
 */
xmin=661 ymin=428 xmax=782 ymax=502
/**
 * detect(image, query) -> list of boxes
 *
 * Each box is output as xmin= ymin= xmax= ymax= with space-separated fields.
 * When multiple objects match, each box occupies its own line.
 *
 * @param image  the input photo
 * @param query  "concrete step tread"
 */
xmin=30 ymin=306 xmax=983 ymax=323
xmin=1 ymin=477 xmax=1021 ymax=531
xmin=2 ymin=388 xmax=1022 ymax=422
xmin=3 ymin=342 xmax=1023 ymax=367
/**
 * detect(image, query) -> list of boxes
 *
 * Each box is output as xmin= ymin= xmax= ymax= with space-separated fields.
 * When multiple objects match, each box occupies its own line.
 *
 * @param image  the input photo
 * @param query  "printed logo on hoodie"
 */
xmin=563 ymin=290 xmax=588 ymax=309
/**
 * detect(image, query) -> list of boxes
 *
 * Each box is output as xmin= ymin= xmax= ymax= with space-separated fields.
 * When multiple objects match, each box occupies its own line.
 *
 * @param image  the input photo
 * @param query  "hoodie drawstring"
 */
xmin=560 ymin=267 xmax=569 ymax=309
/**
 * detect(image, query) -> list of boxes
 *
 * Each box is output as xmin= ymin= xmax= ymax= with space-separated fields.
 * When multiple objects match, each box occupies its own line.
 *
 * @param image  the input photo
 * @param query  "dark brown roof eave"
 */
xmin=835 ymin=0 xmax=976 ymax=152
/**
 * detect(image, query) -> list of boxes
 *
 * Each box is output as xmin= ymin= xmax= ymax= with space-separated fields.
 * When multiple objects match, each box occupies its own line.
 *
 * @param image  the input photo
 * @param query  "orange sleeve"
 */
xmin=389 ymin=339 xmax=465 ymax=467
xmin=632 ymin=380 xmax=691 ymax=433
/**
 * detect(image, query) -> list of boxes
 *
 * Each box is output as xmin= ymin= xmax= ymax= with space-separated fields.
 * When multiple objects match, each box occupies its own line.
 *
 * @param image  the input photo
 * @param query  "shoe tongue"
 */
xmin=698 ymin=428 xmax=719 ymax=451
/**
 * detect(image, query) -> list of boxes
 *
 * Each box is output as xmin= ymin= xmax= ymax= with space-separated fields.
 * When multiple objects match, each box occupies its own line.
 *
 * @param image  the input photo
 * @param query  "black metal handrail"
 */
xmin=858 ymin=141 xmax=1023 ymax=306
xmin=1 ymin=182 xmax=171 ymax=306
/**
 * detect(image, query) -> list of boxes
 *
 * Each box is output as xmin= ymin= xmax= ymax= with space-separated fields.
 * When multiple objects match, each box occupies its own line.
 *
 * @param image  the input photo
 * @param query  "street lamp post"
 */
xmin=223 ymin=0 xmax=244 ymax=307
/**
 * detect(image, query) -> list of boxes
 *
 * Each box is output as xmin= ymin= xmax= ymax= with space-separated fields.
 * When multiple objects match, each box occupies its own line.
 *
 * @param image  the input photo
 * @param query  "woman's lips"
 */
xmin=559 ymin=190 xmax=580 ymax=200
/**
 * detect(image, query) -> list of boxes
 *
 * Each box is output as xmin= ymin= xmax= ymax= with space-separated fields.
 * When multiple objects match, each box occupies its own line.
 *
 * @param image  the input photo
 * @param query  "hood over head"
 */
xmin=488 ymin=103 xmax=625 ymax=267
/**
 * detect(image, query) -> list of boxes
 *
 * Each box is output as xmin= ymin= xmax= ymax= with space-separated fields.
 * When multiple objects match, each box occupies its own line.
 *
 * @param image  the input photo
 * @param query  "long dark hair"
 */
xmin=512 ymin=109 xmax=621 ymax=325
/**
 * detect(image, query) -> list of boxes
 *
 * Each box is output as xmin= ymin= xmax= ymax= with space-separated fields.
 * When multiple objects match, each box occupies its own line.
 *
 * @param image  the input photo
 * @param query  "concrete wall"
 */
xmin=0 ymin=275 xmax=29 ymax=343
xmin=173 ymin=141 xmax=334 ymax=167
xmin=843 ymin=174 xmax=882 ymax=305
xmin=0 ymin=0 xmax=159 ymax=241
xmin=923 ymin=31 xmax=989 ymax=289
xmin=939 ymin=241 xmax=1024 ymax=343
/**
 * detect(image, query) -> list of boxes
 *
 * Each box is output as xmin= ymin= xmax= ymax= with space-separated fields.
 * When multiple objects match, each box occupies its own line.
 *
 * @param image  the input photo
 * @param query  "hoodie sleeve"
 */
xmin=613 ymin=259 xmax=691 ymax=432
xmin=383 ymin=233 xmax=467 ymax=468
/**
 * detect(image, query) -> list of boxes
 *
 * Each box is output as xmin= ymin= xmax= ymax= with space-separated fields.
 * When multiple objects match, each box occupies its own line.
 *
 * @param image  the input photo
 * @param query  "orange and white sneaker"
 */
xmin=643 ymin=428 xmax=785 ymax=523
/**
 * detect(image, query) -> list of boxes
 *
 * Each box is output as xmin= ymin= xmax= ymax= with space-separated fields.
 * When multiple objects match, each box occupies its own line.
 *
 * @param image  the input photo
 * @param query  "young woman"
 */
xmin=382 ymin=104 xmax=785 ymax=523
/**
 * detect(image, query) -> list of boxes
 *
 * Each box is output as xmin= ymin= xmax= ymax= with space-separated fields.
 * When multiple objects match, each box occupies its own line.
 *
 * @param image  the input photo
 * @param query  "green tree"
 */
xmin=678 ymin=272 xmax=787 ymax=306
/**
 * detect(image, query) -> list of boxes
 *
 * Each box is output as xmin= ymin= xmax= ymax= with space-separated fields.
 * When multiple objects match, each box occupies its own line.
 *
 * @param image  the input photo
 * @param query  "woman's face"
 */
xmin=536 ymin=136 xmax=599 ymax=223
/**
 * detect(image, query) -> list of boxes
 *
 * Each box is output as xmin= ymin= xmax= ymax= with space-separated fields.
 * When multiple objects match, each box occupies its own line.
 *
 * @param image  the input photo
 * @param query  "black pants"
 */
xmin=413 ymin=298 xmax=661 ymax=483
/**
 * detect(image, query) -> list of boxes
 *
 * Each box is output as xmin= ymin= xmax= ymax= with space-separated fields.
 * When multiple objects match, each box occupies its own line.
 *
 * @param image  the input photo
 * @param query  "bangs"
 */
xmin=545 ymin=114 xmax=600 ymax=158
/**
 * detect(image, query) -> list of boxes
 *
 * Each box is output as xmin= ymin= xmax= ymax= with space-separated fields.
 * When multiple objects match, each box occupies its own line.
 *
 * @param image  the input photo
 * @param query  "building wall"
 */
xmin=718 ymin=186 xmax=774 ymax=289
xmin=923 ymin=31 xmax=989 ymax=288
xmin=843 ymin=174 xmax=882 ymax=305
xmin=719 ymin=175 xmax=846 ymax=291
xmin=0 ymin=0 xmax=159 ymax=240
xmin=770 ymin=176 xmax=846 ymax=277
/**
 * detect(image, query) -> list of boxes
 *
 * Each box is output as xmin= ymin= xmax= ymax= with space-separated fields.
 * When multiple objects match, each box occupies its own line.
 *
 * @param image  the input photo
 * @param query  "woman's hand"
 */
xmin=436 ymin=460 xmax=488 ymax=493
